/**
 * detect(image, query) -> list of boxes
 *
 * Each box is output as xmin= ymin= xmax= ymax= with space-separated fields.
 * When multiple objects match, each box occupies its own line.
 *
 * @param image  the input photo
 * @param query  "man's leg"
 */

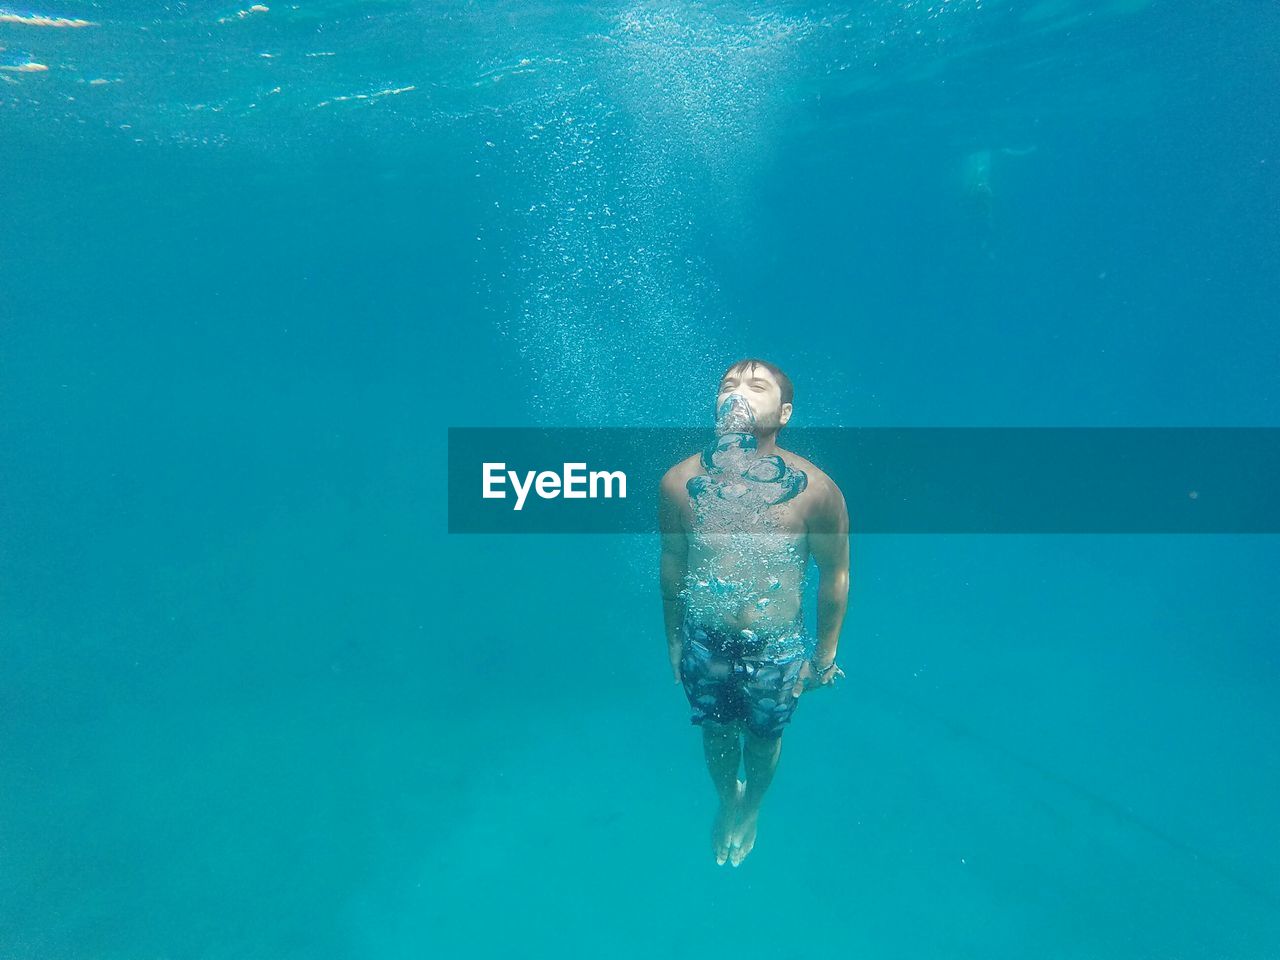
xmin=728 ymin=730 xmax=782 ymax=866
xmin=701 ymin=720 xmax=745 ymax=865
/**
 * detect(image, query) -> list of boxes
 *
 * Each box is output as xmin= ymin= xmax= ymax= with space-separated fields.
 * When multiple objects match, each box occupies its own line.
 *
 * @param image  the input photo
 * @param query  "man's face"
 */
xmin=716 ymin=365 xmax=792 ymax=433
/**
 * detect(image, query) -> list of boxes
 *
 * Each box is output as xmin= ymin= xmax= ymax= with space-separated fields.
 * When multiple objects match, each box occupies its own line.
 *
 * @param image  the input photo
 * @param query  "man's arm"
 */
xmin=808 ymin=478 xmax=851 ymax=672
xmin=658 ymin=470 xmax=689 ymax=684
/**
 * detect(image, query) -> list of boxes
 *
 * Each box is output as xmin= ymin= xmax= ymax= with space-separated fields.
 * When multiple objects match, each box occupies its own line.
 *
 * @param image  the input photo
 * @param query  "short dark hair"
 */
xmin=720 ymin=358 xmax=794 ymax=407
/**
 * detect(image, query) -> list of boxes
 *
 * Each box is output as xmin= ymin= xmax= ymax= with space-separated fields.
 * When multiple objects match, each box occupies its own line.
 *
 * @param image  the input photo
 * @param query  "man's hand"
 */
xmin=670 ymin=643 xmax=683 ymax=685
xmin=792 ymin=658 xmax=845 ymax=697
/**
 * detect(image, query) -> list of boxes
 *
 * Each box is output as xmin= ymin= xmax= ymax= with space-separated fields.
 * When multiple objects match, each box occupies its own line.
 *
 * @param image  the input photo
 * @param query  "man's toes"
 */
xmin=727 ymin=830 xmax=743 ymax=864
xmin=711 ymin=782 xmax=747 ymax=865
xmin=728 ymin=811 xmax=758 ymax=867
xmin=715 ymin=822 xmax=735 ymax=865
xmin=713 ymin=813 xmax=735 ymax=864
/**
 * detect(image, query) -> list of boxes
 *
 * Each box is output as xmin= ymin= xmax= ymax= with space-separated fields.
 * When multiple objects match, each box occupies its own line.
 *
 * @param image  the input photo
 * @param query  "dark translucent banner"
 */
xmin=447 ymin=428 xmax=1280 ymax=534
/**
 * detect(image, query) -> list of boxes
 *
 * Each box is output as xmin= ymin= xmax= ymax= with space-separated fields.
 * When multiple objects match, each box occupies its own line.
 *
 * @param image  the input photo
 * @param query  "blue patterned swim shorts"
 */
xmin=678 ymin=621 xmax=809 ymax=739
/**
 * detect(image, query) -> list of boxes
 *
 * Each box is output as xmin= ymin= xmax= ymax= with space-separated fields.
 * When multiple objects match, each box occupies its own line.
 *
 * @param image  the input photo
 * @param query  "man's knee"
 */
xmin=743 ymin=730 xmax=782 ymax=757
xmin=702 ymin=719 xmax=741 ymax=743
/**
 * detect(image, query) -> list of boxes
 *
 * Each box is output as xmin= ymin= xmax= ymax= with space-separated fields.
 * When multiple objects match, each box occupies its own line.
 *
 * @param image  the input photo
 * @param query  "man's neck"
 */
xmin=752 ymin=431 xmax=780 ymax=457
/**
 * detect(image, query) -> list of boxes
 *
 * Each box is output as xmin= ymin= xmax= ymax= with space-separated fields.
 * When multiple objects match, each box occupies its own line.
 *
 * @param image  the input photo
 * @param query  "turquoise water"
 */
xmin=3 ymin=1 xmax=1279 ymax=957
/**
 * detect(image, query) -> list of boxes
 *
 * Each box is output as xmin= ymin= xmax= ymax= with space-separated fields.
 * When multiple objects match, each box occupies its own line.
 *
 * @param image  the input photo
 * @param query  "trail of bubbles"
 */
xmin=482 ymin=3 xmax=828 ymax=425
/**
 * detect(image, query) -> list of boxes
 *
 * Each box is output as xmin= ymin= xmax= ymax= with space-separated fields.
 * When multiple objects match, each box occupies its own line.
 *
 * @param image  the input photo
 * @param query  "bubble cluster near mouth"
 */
xmin=686 ymin=396 xmax=808 ymax=514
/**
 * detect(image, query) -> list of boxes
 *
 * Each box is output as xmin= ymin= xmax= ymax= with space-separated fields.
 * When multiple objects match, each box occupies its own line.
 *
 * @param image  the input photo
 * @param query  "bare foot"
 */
xmin=713 ymin=780 xmax=745 ymax=865
xmin=728 ymin=800 xmax=760 ymax=867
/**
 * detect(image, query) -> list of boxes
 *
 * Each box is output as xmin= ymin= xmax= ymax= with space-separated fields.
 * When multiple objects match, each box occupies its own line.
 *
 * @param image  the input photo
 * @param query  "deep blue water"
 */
xmin=2 ymin=1 xmax=1279 ymax=957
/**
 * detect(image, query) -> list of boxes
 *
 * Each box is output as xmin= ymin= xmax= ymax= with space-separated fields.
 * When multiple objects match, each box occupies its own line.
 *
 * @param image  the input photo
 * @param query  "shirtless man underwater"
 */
xmin=659 ymin=358 xmax=850 ymax=866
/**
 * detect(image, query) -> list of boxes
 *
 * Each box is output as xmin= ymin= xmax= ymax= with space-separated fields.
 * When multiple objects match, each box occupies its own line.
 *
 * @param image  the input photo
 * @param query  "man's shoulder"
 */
xmin=778 ymin=449 xmax=839 ymax=495
xmin=778 ymin=449 xmax=846 ymax=521
xmin=660 ymin=453 xmax=703 ymax=495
